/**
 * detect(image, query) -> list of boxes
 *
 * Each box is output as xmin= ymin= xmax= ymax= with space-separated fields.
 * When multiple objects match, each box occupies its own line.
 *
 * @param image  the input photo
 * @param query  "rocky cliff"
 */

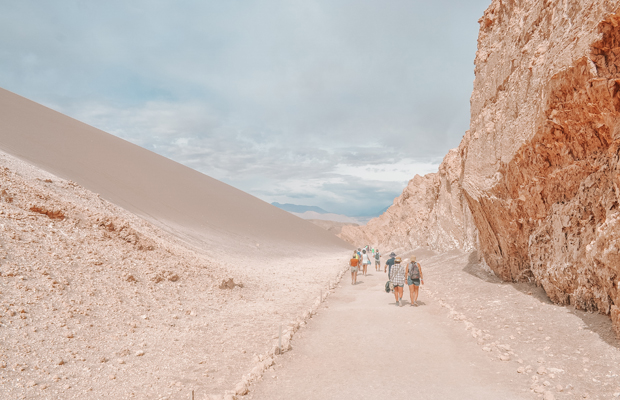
xmin=339 ymin=143 xmax=478 ymax=254
xmin=341 ymin=0 xmax=620 ymax=335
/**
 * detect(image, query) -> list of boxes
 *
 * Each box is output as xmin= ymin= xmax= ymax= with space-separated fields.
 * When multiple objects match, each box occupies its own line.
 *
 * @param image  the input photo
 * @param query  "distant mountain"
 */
xmin=271 ymin=202 xmax=329 ymax=214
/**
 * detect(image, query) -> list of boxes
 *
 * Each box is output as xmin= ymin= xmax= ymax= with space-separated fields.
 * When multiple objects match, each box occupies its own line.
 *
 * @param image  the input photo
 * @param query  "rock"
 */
xmin=135 ymin=350 xmax=145 ymax=357
xmin=482 ymin=347 xmax=492 ymax=352
xmin=556 ymin=385 xmax=563 ymax=392
xmin=517 ymin=367 xmax=525 ymax=373
xmin=537 ymin=366 xmax=547 ymax=375
xmin=235 ymin=381 xmax=248 ymax=396
xmin=499 ymin=354 xmax=511 ymax=361
xmin=26 ymin=380 xmax=36 ymax=387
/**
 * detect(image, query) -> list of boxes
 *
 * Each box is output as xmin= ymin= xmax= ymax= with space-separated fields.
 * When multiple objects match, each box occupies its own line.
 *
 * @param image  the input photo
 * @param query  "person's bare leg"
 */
xmin=354 ymin=271 xmax=358 ymax=285
xmin=351 ymin=271 xmax=354 ymax=285
xmin=409 ymin=284 xmax=414 ymax=305
xmin=393 ymin=287 xmax=399 ymax=304
xmin=413 ymin=286 xmax=420 ymax=304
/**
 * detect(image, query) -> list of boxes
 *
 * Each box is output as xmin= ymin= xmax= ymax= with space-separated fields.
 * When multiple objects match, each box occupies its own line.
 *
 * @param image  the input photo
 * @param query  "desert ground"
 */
xmin=251 ymin=250 xmax=620 ymax=400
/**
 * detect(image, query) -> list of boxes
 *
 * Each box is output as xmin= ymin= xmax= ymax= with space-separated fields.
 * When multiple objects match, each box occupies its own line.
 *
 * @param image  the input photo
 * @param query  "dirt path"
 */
xmin=248 ymin=258 xmax=530 ymax=400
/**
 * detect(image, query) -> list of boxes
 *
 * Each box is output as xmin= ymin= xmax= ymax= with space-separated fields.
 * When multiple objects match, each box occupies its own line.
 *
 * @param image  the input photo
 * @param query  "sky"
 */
xmin=0 ymin=0 xmax=490 ymax=216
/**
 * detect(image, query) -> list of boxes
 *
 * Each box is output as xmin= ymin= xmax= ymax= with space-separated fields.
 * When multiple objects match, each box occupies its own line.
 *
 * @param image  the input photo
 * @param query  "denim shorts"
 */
xmin=393 ymin=283 xmax=404 ymax=288
xmin=408 ymin=277 xmax=421 ymax=286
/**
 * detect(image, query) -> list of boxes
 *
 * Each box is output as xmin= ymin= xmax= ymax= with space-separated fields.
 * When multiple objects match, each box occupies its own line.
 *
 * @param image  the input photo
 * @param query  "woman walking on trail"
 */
xmin=389 ymin=257 xmax=406 ymax=306
xmin=350 ymin=251 xmax=359 ymax=285
xmin=406 ymin=256 xmax=424 ymax=306
xmin=361 ymin=249 xmax=371 ymax=276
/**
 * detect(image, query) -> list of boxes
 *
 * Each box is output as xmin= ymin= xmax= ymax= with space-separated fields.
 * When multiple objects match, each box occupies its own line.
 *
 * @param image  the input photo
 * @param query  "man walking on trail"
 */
xmin=386 ymin=252 xmax=396 ymax=274
xmin=389 ymin=257 xmax=406 ymax=306
xmin=374 ymin=249 xmax=381 ymax=271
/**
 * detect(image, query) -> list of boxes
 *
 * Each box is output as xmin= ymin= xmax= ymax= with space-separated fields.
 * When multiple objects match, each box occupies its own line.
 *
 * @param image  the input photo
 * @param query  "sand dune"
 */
xmin=0 ymin=88 xmax=350 ymax=259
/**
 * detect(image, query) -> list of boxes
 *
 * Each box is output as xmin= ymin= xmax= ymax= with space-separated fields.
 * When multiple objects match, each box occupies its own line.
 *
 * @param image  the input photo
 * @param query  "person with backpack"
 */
xmin=361 ymin=249 xmax=371 ymax=276
xmin=406 ymin=255 xmax=424 ymax=306
xmin=374 ymin=249 xmax=381 ymax=271
xmin=350 ymin=251 xmax=360 ymax=285
xmin=389 ymin=257 xmax=406 ymax=306
xmin=385 ymin=252 xmax=396 ymax=274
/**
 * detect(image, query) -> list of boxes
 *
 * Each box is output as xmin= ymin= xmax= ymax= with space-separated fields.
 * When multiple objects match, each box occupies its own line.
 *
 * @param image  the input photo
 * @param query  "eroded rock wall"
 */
xmin=339 ymin=144 xmax=477 ymax=254
xmin=464 ymin=1 xmax=620 ymax=333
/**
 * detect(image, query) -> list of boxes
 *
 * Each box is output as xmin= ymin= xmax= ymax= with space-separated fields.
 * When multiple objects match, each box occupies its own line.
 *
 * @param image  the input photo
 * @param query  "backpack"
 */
xmin=375 ymin=253 xmax=380 ymax=261
xmin=409 ymin=262 xmax=420 ymax=279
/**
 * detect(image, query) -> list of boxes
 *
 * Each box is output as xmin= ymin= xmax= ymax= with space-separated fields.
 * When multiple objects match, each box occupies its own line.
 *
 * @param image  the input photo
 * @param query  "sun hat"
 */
xmin=390 ymin=252 xmax=396 ymax=257
xmin=411 ymin=255 xmax=417 ymax=261
xmin=395 ymin=257 xmax=402 ymax=263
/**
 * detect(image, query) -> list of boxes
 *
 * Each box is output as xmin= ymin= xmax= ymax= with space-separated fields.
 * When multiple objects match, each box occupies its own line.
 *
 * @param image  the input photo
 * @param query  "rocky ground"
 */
xmin=0 ymin=151 xmax=348 ymax=399
xmin=422 ymin=249 xmax=620 ymax=399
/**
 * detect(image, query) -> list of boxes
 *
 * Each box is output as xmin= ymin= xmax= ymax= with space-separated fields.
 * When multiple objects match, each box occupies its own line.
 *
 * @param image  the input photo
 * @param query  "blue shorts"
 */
xmin=408 ymin=277 xmax=420 ymax=286
xmin=393 ymin=283 xmax=404 ymax=288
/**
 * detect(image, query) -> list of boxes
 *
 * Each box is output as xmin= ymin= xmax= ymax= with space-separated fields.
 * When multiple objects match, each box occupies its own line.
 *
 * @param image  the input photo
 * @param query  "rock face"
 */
xmin=342 ymin=1 xmax=620 ymax=334
xmin=465 ymin=1 xmax=620 ymax=329
xmin=339 ymin=145 xmax=478 ymax=254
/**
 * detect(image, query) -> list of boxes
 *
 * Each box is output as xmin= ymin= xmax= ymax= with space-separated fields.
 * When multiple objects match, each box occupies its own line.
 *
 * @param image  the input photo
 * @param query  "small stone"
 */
xmin=517 ymin=367 xmax=526 ymax=373
xmin=499 ymin=354 xmax=511 ymax=361
xmin=537 ymin=366 xmax=547 ymax=375
xmin=63 ymin=384 xmax=71 ymax=390
xmin=533 ymin=385 xmax=545 ymax=394
xmin=52 ymin=375 xmax=60 ymax=382
xmin=543 ymin=391 xmax=555 ymax=400
xmin=135 ymin=350 xmax=145 ymax=357
xmin=109 ymin=375 xmax=116 ymax=380
xmin=517 ymin=359 xmax=523 ymax=364
xmin=117 ymin=359 xmax=125 ymax=364
xmin=556 ymin=385 xmax=563 ymax=392
xmin=537 ymin=357 xmax=545 ymax=363
xmin=66 ymin=332 xmax=74 ymax=339
xmin=545 ymin=336 xmax=551 ymax=341
xmin=26 ymin=380 xmax=36 ymax=387
xmin=482 ymin=346 xmax=492 ymax=352
xmin=235 ymin=381 xmax=248 ymax=396
xmin=99 ymin=357 xmax=108 ymax=363
xmin=0 ymin=361 xmax=6 ymax=368
xmin=543 ymin=380 xmax=551 ymax=386
xmin=56 ymin=359 xmax=65 ymax=366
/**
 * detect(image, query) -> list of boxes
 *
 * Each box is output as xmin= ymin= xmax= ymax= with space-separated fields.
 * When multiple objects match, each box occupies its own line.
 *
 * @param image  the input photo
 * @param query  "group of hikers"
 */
xmin=349 ymin=246 xmax=424 ymax=307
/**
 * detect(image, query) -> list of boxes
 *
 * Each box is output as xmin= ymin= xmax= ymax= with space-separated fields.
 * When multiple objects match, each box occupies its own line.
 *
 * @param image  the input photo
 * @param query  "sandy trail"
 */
xmin=249 ymin=259 xmax=528 ymax=400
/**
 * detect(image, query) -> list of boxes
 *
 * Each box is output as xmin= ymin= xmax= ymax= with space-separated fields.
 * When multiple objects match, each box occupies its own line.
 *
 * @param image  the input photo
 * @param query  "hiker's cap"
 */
xmin=390 ymin=252 xmax=396 ymax=257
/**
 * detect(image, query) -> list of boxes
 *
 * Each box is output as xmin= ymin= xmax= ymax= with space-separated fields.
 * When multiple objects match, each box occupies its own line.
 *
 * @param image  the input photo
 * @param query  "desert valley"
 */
xmin=3 ymin=0 xmax=620 ymax=399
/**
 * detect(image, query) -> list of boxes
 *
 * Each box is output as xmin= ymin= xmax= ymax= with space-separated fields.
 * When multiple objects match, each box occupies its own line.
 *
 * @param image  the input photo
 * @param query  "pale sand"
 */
xmin=0 ymin=87 xmax=351 ymax=260
xmin=0 ymin=88 xmax=352 ymax=399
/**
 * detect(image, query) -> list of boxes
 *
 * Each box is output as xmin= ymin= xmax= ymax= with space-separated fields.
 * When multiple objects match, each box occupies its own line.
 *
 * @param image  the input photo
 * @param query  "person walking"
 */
xmin=385 ymin=252 xmax=396 ymax=274
xmin=374 ymin=249 xmax=381 ymax=271
xmin=361 ymin=249 xmax=371 ymax=276
xmin=389 ymin=257 xmax=406 ymax=306
xmin=350 ymin=251 xmax=360 ymax=285
xmin=406 ymin=256 xmax=424 ymax=306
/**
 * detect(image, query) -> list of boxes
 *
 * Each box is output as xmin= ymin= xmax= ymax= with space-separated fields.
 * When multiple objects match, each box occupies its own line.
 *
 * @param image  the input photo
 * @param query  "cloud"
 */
xmin=0 ymin=0 xmax=490 ymax=216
